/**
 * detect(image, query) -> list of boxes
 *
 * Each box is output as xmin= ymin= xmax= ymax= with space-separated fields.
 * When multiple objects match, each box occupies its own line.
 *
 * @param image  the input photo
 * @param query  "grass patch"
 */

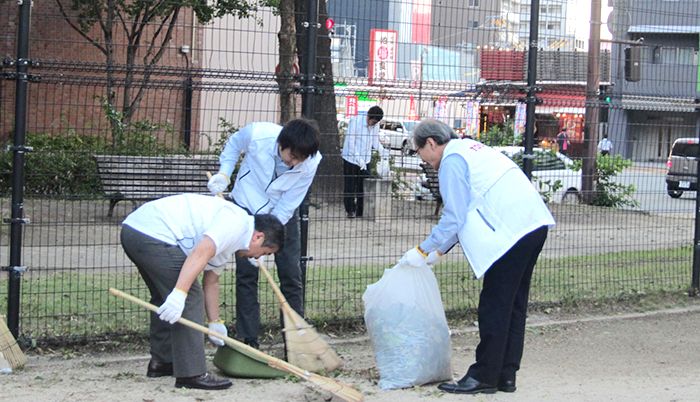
xmin=0 ymin=246 xmax=694 ymax=344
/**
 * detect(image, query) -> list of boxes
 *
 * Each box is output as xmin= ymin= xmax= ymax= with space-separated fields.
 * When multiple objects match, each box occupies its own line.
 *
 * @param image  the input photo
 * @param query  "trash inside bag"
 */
xmin=363 ymin=261 xmax=453 ymax=390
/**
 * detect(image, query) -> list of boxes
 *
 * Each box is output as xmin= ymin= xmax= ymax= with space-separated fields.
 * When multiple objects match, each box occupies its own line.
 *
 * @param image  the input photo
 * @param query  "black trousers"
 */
xmin=343 ymin=159 xmax=365 ymax=215
xmin=234 ymin=210 xmax=303 ymax=341
xmin=466 ymin=225 xmax=549 ymax=385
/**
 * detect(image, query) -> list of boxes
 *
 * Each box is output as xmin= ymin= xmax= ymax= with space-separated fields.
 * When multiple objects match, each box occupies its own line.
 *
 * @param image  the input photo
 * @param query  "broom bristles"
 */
xmin=0 ymin=316 xmax=26 ymax=371
xmin=282 ymin=307 xmax=342 ymax=372
xmin=259 ymin=261 xmax=343 ymax=373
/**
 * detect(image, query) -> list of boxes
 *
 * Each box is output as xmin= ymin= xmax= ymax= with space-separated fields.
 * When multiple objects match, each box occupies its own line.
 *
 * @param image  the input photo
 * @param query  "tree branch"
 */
xmin=55 ymin=0 xmax=107 ymax=55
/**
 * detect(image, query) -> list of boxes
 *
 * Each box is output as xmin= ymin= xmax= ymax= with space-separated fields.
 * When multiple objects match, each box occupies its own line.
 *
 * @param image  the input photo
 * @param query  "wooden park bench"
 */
xmin=420 ymin=162 xmax=443 ymax=216
xmin=93 ymin=154 xmax=221 ymax=217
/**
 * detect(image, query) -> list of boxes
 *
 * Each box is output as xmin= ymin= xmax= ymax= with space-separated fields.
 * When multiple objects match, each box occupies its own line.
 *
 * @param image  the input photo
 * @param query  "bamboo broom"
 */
xmin=109 ymin=288 xmax=362 ymax=402
xmin=0 ymin=315 xmax=26 ymax=371
xmin=206 ymin=172 xmax=342 ymax=372
xmin=257 ymin=258 xmax=342 ymax=373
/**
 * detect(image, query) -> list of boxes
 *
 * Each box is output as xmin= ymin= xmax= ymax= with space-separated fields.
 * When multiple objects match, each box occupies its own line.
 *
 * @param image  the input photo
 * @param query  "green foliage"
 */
xmin=532 ymin=177 xmax=564 ymax=203
xmin=572 ymin=154 xmax=639 ymax=208
xmin=0 ymin=131 xmax=106 ymax=196
xmin=98 ymin=96 xmax=182 ymax=156
xmin=0 ymin=101 xmax=192 ymax=197
xmin=66 ymin=0 xmax=264 ymax=33
xmin=477 ymin=122 xmax=516 ymax=147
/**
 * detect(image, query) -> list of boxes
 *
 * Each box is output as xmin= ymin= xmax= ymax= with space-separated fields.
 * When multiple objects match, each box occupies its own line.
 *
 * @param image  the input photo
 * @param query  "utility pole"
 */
xmin=582 ymin=0 xmax=602 ymax=204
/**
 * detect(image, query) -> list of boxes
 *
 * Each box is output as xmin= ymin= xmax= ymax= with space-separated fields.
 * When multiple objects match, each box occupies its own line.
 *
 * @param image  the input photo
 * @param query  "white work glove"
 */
xmin=247 ymin=255 xmax=264 ymax=268
xmin=207 ymin=320 xmax=227 ymax=346
xmin=425 ymin=251 xmax=444 ymax=268
xmin=207 ymin=172 xmax=230 ymax=195
xmin=399 ymin=246 xmax=428 ymax=268
xmin=157 ymin=288 xmax=187 ymax=324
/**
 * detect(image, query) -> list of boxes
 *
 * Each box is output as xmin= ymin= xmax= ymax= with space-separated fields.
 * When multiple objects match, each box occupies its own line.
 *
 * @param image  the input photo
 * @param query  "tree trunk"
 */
xmin=278 ymin=0 xmax=297 ymax=124
xmin=295 ymin=0 xmax=342 ymax=200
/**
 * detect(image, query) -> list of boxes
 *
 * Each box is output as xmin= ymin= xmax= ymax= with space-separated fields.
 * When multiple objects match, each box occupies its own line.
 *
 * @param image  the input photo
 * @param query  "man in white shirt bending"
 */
xmin=121 ymin=194 xmax=285 ymax=389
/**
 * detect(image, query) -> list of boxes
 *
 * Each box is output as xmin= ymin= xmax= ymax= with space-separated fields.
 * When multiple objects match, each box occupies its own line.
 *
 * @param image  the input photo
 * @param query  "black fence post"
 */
xmin=523 ymin=0 xmax=540 ymax=179
xmin=6 ymin=0 xmax=33 ymax=339
xmin=298 ymin=0 xmax=319 ymax=310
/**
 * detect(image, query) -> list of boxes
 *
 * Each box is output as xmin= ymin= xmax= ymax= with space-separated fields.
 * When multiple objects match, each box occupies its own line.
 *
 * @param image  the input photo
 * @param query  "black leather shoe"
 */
xmin=146 ymin=358 xmax=173 ymax=378
xmin=437 ymin=375 xmax=497 ymax=394
xmin=498 ymin=379 xmax=517 ymax=392
xmin=175 ymin=373 xmax=232 ymax=390
xmin=243 ymin=337 xmax=259 ymax=350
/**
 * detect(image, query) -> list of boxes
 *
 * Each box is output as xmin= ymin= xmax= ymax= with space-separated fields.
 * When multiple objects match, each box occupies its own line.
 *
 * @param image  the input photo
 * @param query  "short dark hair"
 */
xmin=277 ymin=118 xmax=321 ymax=160
xmin=253 ymin=214 xmax=285 ymax=251
xmin=561 ymin=127 xmax=567 ymax=131
xmin=367 ymin=106 xmax=384 ymax=122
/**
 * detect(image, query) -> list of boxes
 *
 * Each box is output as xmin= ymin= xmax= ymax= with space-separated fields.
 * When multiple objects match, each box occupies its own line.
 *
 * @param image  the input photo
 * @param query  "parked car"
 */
xmin=494 ymin=146 xmax=582 ymax=203
xmin=666 ymin=137 xmax=698 ymax=198
xmin=379 ymin=119 xmax=419 ymax=155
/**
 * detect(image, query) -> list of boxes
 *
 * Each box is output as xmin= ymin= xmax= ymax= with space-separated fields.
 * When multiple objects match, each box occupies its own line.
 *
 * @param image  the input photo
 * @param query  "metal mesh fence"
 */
xmin=0 ymin=0 xmax=697 ymax=343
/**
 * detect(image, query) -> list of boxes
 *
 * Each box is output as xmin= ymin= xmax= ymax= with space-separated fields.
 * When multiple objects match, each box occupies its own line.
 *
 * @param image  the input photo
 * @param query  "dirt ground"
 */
xmin=3 ymin=303 xmax=700 ymax=402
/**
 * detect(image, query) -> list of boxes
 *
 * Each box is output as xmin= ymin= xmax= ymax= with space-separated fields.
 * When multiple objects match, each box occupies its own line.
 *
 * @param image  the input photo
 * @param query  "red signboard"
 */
xmin=346 ymin=96 xmax=358 ymax=117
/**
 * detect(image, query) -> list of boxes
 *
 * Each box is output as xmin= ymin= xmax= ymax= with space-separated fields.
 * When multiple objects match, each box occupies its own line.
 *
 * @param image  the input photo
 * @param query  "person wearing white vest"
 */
xmin=206 ymin=119 xmax=321 ymax=349
xmin=121 ymin=194 xmax=285 ymax=389
xmin=399 ymin=119 xmax=555 ymax=395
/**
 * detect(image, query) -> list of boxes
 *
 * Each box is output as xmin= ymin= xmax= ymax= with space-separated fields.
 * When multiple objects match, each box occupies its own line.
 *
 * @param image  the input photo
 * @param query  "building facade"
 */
xmin=608 ymin=0 xmax=700 ymax=161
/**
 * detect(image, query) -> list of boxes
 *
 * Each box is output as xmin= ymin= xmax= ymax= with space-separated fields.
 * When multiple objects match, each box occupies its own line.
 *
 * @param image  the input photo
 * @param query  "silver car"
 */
xmin=379 ymin=120 xmax=419 ymax=155
xmin=666 ymin=138 xmax=698 ymax=198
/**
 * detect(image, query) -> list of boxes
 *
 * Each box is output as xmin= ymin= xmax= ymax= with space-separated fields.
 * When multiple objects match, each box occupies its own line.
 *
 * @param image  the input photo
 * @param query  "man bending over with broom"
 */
xmin=120 ymin=193 xmax=285 ymax=390
xmin=207 ymin=119 xmax=321 ymax=350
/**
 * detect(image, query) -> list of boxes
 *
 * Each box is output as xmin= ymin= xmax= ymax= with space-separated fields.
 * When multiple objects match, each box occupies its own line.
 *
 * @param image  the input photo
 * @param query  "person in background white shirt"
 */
xmin=399 ymin=119 xmax=555 ymax=395
xmin=121 ymin=194 xmax=285 ymax=390
xmin=597 ymin=134 xmax=613 ymax=156
xmin=342 ymin=106 xmax=385 ymax=218
xmin=206 ymin=118 xmax=321 ymax=350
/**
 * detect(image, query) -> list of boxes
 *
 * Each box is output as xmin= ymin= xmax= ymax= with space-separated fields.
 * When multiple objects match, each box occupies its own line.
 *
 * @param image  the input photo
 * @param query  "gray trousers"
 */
xmin=121 ymin=225 xmax=207 ymax=378
xmin=235 ymin=211 xmax=304 ymax=340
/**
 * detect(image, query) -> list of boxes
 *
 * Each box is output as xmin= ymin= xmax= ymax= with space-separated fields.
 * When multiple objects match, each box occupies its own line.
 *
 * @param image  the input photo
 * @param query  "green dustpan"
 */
xmin=213 ymin=345 xmax=287 ymax=379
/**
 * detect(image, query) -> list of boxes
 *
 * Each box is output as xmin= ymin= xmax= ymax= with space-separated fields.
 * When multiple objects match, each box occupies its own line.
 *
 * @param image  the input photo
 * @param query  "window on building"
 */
xmin=469 ymin=0 xmax=479 ymax=7
xmin=468 ymin=20 xmax=479 ymax=28
xmin=547 ymin=22 xmax=560 ymax=30
xmin=550 ymin=5 xmax=562 ymax=14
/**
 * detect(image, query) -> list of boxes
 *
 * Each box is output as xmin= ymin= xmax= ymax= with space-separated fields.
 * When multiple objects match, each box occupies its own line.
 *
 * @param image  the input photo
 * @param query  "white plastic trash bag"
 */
xmin=377 ymin=154 xmax=390 ymax=179
xmin=363 ymin=261 xmax=453 ymax=390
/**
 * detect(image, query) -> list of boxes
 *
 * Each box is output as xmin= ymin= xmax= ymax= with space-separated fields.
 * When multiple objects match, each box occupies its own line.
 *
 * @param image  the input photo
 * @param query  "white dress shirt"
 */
xmin=341 ymin=115 xmax=384 ymax=170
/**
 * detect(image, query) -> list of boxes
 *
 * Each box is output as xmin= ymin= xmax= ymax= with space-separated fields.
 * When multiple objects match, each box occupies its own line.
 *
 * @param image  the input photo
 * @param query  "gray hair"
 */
xmin=412 ymin=119 xmax=459 ymax=149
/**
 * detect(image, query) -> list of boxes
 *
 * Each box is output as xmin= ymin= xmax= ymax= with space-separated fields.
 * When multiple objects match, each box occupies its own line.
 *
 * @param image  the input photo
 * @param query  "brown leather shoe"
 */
xmin=175 ymin=373 xmax=232 ymax=390
xmin=146 ymin=358 xmax=173 ymax=378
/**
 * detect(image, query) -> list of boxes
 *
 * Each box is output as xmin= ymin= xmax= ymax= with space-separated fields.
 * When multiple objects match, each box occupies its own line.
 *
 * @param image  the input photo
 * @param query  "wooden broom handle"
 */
xmin=108 ymin=288 xmax=297 ymax=372
xmin=257 ymin=258 xmax=293 ymax=312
